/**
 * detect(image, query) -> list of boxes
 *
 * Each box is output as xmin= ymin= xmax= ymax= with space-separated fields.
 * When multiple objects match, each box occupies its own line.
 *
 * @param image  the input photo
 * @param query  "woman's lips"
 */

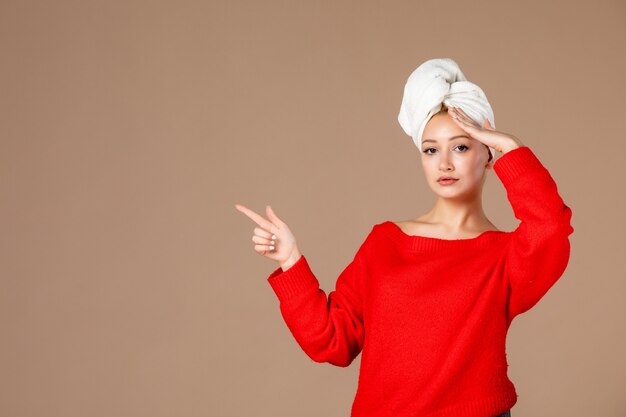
xmin=437 ymin=178 xmax=459 ymax=185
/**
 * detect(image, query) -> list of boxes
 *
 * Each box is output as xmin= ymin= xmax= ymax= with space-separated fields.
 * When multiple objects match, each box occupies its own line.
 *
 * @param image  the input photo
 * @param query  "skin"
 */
xmin=235 ymin=106 xmax=524 ymax=271
xmin=399 ymin=110 xmax=499 ymax=239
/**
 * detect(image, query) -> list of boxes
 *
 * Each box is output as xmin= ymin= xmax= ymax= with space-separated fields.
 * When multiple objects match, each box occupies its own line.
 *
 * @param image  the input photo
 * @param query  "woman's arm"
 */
xmin=493 ymin=146 xmax=574 ymax=323
xmin=266 ymin=228 xmax=374 ymax=367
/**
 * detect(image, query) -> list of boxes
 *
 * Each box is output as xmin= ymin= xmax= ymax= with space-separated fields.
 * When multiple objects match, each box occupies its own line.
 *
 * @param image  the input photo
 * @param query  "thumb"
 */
xmin=266 ymin=204 xmax=283 ymax=225
xmin=483 ymin=118 xmax=494 ymax=130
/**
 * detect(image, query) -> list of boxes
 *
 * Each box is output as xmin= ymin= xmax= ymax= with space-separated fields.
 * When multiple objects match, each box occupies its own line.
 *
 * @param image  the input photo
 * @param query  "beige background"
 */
xmin=1 ymin=0 xmax=624 ymax=416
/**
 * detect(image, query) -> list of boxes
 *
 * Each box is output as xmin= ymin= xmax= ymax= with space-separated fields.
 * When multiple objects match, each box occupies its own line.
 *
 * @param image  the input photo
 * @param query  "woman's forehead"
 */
xmin=423 ymin=113 xmax=467 ymax=136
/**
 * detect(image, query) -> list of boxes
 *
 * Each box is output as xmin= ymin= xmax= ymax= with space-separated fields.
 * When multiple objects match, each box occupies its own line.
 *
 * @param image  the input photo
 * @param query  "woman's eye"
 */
xmin=423 ymin=145 xmax=468 ymax=154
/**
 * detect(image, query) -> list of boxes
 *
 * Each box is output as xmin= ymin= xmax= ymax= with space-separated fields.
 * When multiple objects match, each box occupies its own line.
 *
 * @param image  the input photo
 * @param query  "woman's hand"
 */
xmin=448 ymin=106 xmax=524 ymax=154
xmin=234 ymin=203 xmax=302 ymax=270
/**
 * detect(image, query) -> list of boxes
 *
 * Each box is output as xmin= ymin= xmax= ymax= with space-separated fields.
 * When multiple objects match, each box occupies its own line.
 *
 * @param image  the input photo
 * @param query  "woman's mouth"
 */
xmin=437 ymin=178 xmax=459 ymax=185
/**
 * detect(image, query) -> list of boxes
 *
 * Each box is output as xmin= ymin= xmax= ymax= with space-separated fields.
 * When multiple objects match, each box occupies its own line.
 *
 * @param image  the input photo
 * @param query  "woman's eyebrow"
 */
xmin=422 ymin=135 xmax=470 ymax=144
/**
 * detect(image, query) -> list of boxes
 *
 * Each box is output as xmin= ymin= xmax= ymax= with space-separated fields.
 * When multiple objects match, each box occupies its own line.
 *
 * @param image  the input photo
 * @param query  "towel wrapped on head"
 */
xmin=398 ymin=58 xmax=496 ymax=161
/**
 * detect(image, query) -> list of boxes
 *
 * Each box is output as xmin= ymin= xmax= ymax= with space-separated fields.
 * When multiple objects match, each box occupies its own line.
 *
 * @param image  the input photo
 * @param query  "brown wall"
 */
xmin=1 ymin=0 xmax=624 ymax=416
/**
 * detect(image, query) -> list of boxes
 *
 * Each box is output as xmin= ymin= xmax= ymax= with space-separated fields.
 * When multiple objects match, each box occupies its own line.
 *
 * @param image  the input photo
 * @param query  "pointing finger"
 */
xmin=235 ymin=203 xmax=277 ymax=232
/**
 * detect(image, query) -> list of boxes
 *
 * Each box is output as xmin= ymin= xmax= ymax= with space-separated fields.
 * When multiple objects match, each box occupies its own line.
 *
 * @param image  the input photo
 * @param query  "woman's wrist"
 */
xmin=279 ymin=250 xmax=303 ymax=271
xmin=500 ymin=138 xmax=524 ymax=154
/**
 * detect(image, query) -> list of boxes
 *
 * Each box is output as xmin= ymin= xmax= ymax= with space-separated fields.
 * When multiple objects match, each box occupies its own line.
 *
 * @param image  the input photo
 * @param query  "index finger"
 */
xmin=451 ymin=107 xmax=480 ymax=128
xmin=235 ymin=204 xmax=277 ymax=232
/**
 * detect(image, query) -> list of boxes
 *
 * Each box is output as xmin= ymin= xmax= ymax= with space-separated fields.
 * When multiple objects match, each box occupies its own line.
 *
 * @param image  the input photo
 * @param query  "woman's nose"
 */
xmin=438 ymin=152 xmax=453 ymax=170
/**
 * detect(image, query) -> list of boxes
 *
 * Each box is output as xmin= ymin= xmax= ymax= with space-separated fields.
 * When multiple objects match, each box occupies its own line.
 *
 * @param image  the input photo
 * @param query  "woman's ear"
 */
xmin=484 ymin=146 xmax=494 ymax=169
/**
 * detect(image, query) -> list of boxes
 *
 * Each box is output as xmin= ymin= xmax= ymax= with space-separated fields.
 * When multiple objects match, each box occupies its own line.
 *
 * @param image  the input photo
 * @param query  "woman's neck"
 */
xmin=415 ymin=198 xmax=496 ymax=233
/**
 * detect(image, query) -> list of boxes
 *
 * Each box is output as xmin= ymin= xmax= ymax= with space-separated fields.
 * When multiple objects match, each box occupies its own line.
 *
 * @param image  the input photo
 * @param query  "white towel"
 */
xmin=398 ymin=58 xmax=496 ymax=160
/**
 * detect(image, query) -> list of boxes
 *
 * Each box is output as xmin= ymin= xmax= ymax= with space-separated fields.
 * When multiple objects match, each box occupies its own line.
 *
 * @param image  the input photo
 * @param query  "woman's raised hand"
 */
xmin=448 ymin=106 xmax=524 ymax=154
xmin=234 ymin=203 xmax=302 ymax=270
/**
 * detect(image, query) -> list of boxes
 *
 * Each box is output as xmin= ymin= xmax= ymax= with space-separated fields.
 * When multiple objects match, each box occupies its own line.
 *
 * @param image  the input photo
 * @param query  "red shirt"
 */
xmin=266 ymin=146 xmax=574 ymax=417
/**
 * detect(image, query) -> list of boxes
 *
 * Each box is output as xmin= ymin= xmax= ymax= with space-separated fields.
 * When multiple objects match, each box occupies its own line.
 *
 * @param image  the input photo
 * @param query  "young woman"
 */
xmin=235 ymin=60 xmax=573 ymax=417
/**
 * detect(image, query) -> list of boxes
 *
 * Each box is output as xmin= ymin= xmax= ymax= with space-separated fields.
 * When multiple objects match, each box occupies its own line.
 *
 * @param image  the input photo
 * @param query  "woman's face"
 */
xmin=420 ymin=112 xmax=493 ymax=201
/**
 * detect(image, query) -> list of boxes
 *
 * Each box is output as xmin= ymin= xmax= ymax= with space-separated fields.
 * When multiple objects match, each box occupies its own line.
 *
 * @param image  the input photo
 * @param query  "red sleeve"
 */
xmin=266 ymin=227 xmax=374 ymax=367
xmin=493 ymin=146 xmax=574 ymax=322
